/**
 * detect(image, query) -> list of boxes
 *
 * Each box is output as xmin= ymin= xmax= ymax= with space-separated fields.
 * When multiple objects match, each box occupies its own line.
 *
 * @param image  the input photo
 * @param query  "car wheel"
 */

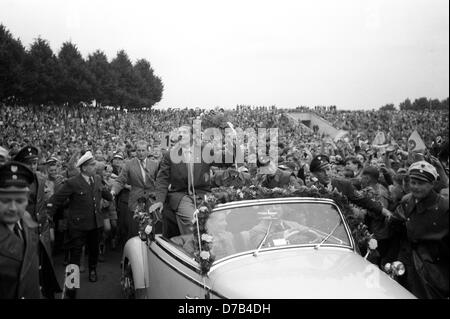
xmin=121 ymin=261 xmax=136 ymax=299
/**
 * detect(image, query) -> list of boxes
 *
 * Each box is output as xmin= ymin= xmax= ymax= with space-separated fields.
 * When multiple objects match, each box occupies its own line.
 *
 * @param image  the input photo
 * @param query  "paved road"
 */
xmin=53 ymin=248 xmax=124 ymax=299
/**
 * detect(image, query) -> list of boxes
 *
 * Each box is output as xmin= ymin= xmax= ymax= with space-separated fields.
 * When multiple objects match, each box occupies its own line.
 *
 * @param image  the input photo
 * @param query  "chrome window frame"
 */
xmin=213 ymin=197 xmax=355 ymax=249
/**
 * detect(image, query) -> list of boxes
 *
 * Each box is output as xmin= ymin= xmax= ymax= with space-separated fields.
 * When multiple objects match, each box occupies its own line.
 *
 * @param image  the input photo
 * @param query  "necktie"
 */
xmin=185 ymin=150 xmax=194 ymax=195
xmin=14 ymin=223 xmax=23 ymax=242
xmin=140 ymin=160 xmax=147 ymax=183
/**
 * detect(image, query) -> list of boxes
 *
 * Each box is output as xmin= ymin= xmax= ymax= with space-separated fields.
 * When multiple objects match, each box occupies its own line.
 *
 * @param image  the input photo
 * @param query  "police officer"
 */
xmin=0 ymin=162 xmax=40 ymax=299
xmin=13 ymin=145 xmax=61 ymax=298
xmin=48 ymin=151 xmax=113 ymax=298
xmin=387 ymin=161 xmax=449 ymax=299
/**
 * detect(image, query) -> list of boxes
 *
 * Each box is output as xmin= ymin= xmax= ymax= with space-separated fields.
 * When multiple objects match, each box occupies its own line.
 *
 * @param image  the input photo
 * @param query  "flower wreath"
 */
xmin=191 ymin=185 xmax=379 ymax=276
xmin=133 ymin=199 xmax=155 ymax=242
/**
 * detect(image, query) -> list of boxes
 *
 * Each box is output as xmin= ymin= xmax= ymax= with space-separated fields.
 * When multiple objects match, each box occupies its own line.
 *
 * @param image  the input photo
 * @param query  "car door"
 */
xmin=146 ymin=235 xmax=206 ymax=299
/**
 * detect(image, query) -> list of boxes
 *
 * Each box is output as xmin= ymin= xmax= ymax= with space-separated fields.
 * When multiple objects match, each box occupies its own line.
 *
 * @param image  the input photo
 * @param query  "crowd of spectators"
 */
xmin=1 ymin=102 xmax=448 ymax=299
xmin=286 ymin=106 xmax=448 ymax=147
xmin=1 ymin=103 xmax=448 ymax=177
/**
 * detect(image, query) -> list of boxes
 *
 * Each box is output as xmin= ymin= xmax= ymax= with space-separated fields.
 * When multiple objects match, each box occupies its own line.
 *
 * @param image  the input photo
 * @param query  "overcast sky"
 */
xmin=0 ymin=0 xmax=448 ymax=110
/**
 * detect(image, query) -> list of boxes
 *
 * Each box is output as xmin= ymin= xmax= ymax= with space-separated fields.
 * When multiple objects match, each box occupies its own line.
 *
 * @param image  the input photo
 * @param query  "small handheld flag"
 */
xmin=408 ymin=130 xmax=426 ymax=152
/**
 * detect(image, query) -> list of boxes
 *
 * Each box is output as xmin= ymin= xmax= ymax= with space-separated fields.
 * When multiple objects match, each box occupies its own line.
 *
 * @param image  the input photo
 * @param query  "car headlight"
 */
xmin=392 ymin=261 xmax=405 ymax=276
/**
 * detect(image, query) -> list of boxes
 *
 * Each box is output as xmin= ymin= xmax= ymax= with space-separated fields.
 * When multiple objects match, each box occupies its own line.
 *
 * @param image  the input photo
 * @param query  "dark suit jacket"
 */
xmin=155 ymin=149 xmax=211 ymax=211
xmin=48 ymin=174 xmax=113 ymax=231
xmin=0 ymin=213 xmax=40 ymax=299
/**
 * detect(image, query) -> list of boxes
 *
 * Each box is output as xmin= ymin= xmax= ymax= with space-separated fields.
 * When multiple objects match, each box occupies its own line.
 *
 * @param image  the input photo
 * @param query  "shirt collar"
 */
xmin=81 ymin=173 xmax=91 ymax=184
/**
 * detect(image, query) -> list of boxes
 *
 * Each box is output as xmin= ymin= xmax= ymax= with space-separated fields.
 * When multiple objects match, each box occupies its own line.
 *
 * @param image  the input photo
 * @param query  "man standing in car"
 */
xmin=150 ymin=124 xmax=212 ymax=237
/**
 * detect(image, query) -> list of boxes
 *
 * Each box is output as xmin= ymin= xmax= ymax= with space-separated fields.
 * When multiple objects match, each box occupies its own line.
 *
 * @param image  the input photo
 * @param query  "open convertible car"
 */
xmin=121 ymin=197 xmax=415 ymax=299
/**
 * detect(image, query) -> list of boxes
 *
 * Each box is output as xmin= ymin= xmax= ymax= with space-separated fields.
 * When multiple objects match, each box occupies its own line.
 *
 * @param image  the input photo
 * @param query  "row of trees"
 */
xmin=380 ymin=97 xmax=449 ymax=111
xmin=0 ymin=24 xmax=163 ymax=108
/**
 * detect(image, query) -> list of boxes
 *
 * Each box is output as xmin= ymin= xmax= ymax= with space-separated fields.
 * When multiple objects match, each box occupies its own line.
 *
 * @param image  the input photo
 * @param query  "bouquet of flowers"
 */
xmin=133 ymin=197 xmax=154 ymax=242
xmin=352 ymin=222 xmax=379 ymax=259
xmin=191 ymin=202 xmax=216 ymax=275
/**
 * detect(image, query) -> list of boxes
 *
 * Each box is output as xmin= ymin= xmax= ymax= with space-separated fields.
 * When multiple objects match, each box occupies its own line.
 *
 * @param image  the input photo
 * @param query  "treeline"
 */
xmin=0 ymin=24 xmax=163 ymax=108
xmin=380 ymin=97 xmax=449 ymax=111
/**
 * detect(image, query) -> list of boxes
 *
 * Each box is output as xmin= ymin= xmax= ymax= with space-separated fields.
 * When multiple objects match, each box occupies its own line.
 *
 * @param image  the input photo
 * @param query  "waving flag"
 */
xmin=372 ymin=131 xmax=386 ymax=146
xmin=408 ymin=130 xmax=426 ymax=152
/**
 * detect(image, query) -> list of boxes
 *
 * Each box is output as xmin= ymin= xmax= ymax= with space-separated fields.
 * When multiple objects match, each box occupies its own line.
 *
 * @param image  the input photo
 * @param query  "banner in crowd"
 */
xmin=372 ymin=131 xmax=386 ymax=146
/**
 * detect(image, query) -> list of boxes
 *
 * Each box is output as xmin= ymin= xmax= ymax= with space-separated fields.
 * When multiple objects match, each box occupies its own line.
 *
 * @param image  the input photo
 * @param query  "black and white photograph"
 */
xmin=0 ymin=0 xmax=448 ymax=307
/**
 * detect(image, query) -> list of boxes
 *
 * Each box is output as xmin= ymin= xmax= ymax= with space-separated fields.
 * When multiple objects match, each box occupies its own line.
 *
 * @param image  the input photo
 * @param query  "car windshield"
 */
xmin=205 ymin=202 xmax=351 ymax=261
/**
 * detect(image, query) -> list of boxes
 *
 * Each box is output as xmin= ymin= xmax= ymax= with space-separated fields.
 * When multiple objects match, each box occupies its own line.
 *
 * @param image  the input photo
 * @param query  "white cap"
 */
xmin=237 ymin=166 xmax=249 ymax=173
xmin=408 ymin=160 xmax=438 ymax=183
xmin=76 ymin=151 xmax=94 ymax=168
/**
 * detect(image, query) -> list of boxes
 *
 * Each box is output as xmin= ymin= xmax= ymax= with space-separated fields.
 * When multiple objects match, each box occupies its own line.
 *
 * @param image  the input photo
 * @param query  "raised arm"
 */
xmin=111 ymin=161 xmax=130 ymax=196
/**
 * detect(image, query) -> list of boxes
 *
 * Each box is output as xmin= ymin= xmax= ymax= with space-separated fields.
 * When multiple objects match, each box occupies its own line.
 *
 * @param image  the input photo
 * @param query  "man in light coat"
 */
xmin=111 ymin=140 xmax=159 ymax=241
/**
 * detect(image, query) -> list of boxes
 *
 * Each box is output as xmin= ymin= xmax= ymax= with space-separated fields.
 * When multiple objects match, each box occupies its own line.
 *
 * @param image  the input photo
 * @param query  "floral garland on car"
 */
xmin=191 ymin=185 xmax=379 ymax=276
xmin=133 ymin=199 xmax=154 ymax=242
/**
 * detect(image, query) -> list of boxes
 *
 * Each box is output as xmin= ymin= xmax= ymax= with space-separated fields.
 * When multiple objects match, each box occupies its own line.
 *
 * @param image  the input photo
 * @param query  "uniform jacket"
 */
xmin=390 ymin=191 xmax=449 ymax=298
xmin=331 ymin=178 xmax=383 ymax=215
xmin=155 ymin=149 xmax=211 ymax=211
xmin=111 ymin=157 xmax=159 ymax=212
xmin=49 ymin=173 xmax=113 ymax=231
xmin=0 ymin=212 xmax=41 ymax=299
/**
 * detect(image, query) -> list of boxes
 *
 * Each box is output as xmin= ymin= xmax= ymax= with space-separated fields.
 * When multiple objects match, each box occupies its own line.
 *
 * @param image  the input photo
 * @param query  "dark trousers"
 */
xmin=67 ymin=228 xmax=102 ymax=270
xmin=39 ymin=246 xmax=62 ymax=298
xmin=122 ymin=207 xmax=139 ymax=243
xmin=116 ymin=199 xmax=130 ymax=246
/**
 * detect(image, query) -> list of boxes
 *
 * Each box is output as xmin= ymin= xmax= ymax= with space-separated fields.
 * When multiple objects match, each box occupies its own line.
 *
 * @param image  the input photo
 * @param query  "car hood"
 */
xmin=208 ymin=247 xmax=415 ymax=299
